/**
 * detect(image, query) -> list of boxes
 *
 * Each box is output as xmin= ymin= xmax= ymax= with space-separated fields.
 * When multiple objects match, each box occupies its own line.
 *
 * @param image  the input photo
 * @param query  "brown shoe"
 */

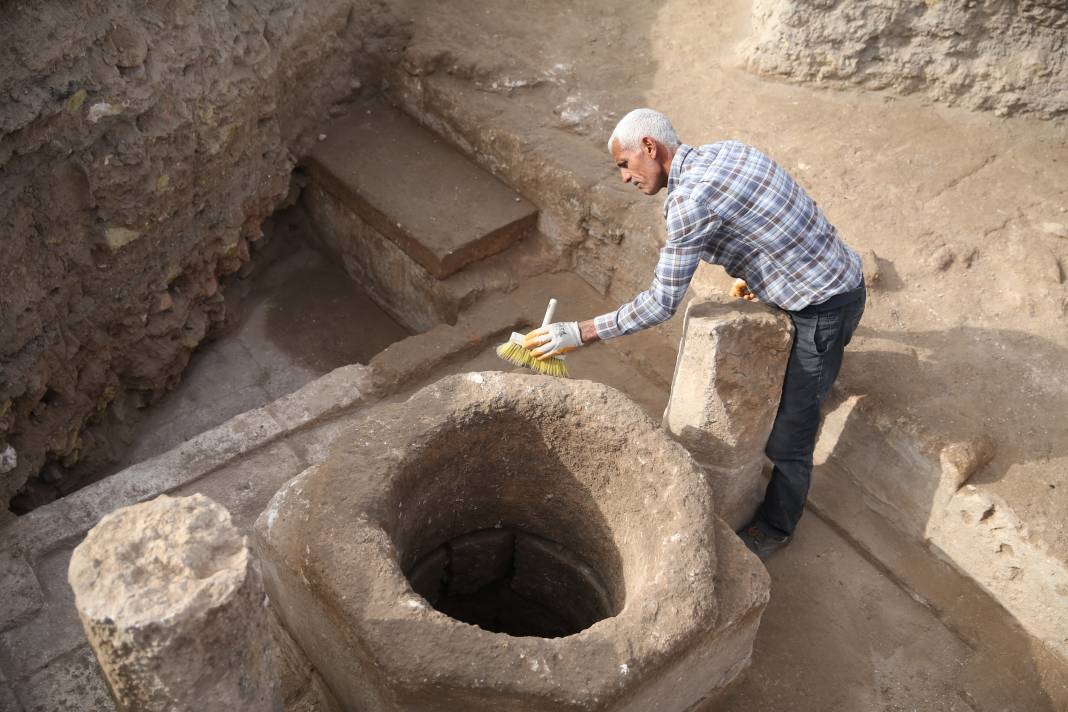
xmin=737 ymin=520 xmax=791 ymax=559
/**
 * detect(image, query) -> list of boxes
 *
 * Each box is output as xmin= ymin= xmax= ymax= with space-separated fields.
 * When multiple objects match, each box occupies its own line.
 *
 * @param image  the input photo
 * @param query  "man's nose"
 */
xmin=620 ymin=169 xmax=632 ymax=183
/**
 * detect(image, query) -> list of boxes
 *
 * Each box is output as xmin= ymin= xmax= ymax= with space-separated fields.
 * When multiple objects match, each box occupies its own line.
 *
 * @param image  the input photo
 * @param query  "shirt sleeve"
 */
xmin=593 ymin=194 xmax=720 ymax=340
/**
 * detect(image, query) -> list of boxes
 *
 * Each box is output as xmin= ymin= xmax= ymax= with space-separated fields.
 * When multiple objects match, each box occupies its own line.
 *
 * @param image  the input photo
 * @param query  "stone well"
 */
xmin=256 ymin=372 xmax=770 ymax=711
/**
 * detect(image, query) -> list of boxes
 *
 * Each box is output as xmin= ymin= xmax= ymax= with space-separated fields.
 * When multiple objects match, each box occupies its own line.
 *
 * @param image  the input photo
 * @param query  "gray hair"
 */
xmin=607 ymin=108 xmax=680 ymax=153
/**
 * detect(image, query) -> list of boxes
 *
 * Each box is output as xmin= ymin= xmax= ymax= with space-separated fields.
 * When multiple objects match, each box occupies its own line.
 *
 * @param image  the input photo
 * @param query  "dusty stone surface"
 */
xmin=302 ymin=171 xmax=559 ymax=333
xmin=0 ymin=667 xmax=18 ymax=712
xmin=664 ymin=299 xmax=793 ymax=529
xmin=307 ymin=97 xmax=538 ymax=279
xmin=16 ymin=646 xmax=113 ymax=712
xmin=0 ymin=0 xmax=407 ymax=517
xmin=816 ymin=391 xmax=1068 ymax=670
xmin=744 ymin=0 xmax=1068 ymax=119
xmin=270 ymin=609 xmax=343 ymax=712
xmin=257 ymin=372 xmax=769 ymax=711
xmin=68 ymin=494 xmax=281 ymax=711
xmin=0 ymin=550 xmax=42 ymax=631
xmin=0 ymin=548 xmax=90 ymax=680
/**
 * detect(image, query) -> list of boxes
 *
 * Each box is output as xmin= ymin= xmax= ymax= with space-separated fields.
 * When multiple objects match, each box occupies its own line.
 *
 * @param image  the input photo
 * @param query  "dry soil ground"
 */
xmin=390 ymin=0 xmax=1068 ymax=558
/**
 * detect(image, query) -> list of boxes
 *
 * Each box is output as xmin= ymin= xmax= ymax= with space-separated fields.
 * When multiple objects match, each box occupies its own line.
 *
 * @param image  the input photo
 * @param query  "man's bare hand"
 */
xmin=729 ymin=278 xmax=757 ymax=302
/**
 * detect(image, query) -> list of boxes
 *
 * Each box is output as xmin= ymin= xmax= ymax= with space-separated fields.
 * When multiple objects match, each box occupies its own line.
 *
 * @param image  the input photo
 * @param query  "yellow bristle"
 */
xmin=496 ymin=340 xmax=569 ymax=378
xmin=495 ymin=341 xmax=536 ymax=369
xmin=530 ymin=356 xmax=569 ymax=378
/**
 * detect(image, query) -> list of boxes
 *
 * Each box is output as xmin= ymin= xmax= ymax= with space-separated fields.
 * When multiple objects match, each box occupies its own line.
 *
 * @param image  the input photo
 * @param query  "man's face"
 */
xmin=612 ymin=137 xmax=668 ymax=195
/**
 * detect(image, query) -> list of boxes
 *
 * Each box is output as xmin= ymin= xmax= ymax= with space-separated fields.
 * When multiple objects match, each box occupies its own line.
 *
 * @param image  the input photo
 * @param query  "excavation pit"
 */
xmin=256 ymin=372 xmax=771 ymax=711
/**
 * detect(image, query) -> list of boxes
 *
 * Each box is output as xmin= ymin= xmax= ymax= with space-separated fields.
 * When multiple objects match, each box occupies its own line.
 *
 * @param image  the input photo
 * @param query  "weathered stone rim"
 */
xmin=262 ymin=372 xmax=723 ymax=703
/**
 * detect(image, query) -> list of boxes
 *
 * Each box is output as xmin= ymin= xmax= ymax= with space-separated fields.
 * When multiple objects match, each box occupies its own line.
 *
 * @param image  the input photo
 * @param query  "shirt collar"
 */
xmin=667 ymin=143 xmax=691 ymax=196
xmin=663 ymin=144 xmax=692 ymax=215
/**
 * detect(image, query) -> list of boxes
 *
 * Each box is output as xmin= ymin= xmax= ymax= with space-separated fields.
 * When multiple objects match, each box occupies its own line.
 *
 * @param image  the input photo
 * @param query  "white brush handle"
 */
xmin=541 ymin=298 xmax=558 ymax=327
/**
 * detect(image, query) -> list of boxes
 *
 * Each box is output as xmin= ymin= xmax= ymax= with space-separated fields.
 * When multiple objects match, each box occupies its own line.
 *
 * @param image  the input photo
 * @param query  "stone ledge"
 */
xmin=815 ymin=388 xmax=1068 ymax=674
xmin=0 ymin=364 xmax=377 ymax=563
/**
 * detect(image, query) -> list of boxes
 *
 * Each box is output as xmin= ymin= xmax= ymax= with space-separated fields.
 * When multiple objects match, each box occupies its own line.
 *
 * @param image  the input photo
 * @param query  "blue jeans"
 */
xmin=757 ymin=288 xmax=866 ymax=536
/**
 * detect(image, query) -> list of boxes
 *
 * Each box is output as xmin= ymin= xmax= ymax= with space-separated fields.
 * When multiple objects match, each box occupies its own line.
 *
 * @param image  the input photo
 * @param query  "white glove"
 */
xmin=522 ymin=321 xmax=583 ymax=359
xmin=729 ymin=278 xmax=757 ymax=301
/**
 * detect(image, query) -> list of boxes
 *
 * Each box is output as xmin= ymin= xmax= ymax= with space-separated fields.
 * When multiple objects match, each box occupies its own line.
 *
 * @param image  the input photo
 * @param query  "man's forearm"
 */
xmin=578 ymin=320 xmax=601 ymax=345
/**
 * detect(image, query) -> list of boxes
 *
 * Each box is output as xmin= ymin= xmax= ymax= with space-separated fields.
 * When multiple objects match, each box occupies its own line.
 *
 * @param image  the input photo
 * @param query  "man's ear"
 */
xmin=641 ymin=136 xmax=658 ymax=158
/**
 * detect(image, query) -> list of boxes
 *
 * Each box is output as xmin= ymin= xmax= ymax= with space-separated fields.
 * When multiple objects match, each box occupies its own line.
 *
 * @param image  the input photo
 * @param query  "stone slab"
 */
xmin=0 ymin=550 xmax=42 ymax=631
xmin=0 ymin=666 xmax=22 ymax=712
xmin=265 ymin=363 xmax=375 ymax=432
xmin=0 ymin=549 xmax=85 ymax=679
xmin=663 ymin=298 xmax=792 ymax=529
xmin=307 ymin=98 xmax=537 ymax=279
xmin=15 ymin=646 xmax=113 ymax=712
xmin=172 ymin=440 xmax=307 ymax=533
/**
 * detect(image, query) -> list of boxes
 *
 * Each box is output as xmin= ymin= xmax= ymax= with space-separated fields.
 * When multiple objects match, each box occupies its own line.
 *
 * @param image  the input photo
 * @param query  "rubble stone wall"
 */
xmin=745 ymin=0 xmax=1068 ymax=119
xmin=0 ymin=0 xmax=406 ymax=519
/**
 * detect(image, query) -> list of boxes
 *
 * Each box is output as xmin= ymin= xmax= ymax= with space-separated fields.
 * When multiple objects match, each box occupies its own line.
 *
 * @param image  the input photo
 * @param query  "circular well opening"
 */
xmin=405 ymin=527 xmax=616 ymax=638
xmin=390 ymin=413 xmax=628 ymax=639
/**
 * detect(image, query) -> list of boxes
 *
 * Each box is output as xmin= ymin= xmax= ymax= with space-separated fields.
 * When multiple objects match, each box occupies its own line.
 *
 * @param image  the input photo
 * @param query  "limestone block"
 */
xmin=266 ymin=363 xmax=375 ymax=430
xmin=665 ymin=299 xmax=792 ymax=465
xmin=68 ymin=494 xmax=281 ymax=712
xmin=702 ymin=460 xmax=772 ymax=532
xmin=664 ymin=299 xmax=792 ymax=525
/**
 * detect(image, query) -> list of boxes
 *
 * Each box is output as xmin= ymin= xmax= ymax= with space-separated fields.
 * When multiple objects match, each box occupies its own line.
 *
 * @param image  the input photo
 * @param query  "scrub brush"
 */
xmin=496 ymin=298 xmax=569 ymax=378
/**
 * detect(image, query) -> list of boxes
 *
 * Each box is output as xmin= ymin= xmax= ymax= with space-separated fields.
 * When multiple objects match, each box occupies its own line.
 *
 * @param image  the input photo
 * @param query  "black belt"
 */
xmin=789 ymin=279 xmax=865 ymax=315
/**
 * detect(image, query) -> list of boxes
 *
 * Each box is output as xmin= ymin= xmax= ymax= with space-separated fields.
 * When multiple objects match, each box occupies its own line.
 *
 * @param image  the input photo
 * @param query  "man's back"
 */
xmin=669 ymin=140 xmax=862 ymax=311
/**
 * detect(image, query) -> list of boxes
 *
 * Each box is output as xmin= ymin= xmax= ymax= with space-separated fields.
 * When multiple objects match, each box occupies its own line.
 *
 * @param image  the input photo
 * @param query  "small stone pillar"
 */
xmin=664 ymin=299 xmax=793 ymax=529
xmin=68 ymin=494 xmax=281 ymax=712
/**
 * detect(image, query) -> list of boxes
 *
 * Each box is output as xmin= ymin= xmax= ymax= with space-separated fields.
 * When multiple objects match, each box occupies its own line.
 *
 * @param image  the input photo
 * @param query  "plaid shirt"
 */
xmin=594 ymin=141 xmax=863 ymax=339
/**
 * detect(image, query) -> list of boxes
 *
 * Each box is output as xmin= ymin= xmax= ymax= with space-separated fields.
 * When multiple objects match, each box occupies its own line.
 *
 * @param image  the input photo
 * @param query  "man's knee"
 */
xmin=765 ymin=413 xmax=820 ymax=462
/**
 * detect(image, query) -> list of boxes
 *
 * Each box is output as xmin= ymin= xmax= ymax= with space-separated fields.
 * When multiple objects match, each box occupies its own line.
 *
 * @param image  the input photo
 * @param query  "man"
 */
xmin=523 ymin=108 xmax=865 ymax=558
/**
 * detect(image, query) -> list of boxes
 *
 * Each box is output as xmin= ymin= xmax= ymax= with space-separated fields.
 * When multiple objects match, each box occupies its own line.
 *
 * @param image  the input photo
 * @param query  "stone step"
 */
xmin=305 ymin=98 xmax=538 ymax=280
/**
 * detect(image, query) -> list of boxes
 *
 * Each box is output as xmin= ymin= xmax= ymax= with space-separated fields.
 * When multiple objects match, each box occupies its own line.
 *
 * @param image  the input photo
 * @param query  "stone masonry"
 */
xmin=257 ymin=372 xmax=771 ymax=711
xmin=663 ymin=299 xmax=793 ymax=530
